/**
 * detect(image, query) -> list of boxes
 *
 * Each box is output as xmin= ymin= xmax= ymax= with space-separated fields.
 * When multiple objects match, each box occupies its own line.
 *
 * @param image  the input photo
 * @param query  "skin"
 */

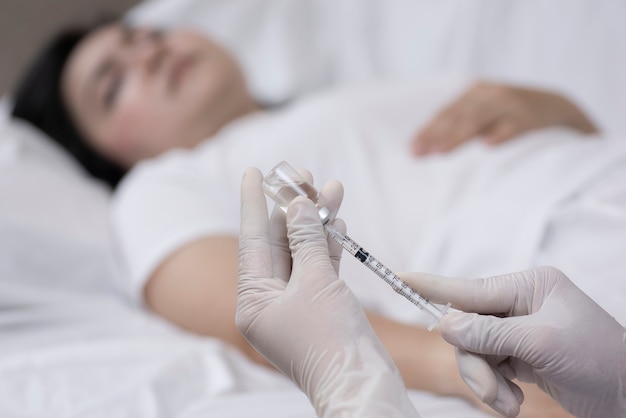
xmin=412 ymin=81 xmax=598 ymax=156
xmin=62 ymin=24 xmax=577 ymax=416
xmin=62 ymin=23 xmax=260 ymax=168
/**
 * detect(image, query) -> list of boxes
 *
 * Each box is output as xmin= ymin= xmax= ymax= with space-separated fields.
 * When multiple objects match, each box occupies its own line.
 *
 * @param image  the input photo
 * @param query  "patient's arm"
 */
xmin=144 ymin=235 xmax=267 ymax=365
xmin=517 ymin=382 xmax=576 ymax=418
xmin=143 ymin=236 xmax=571 ymax=416
xmin=412 ymin=81 xmax=598 ymax=156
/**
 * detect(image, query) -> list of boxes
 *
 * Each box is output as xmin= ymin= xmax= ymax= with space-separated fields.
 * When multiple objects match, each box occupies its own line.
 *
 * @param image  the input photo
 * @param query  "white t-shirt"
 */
xmin=112 ymin=81 xmax=626 ymax=324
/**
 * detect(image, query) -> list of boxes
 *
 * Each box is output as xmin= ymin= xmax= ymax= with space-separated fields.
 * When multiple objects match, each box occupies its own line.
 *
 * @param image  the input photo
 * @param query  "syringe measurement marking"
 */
xmin=332 ymin=233 xmax=432 ymax=309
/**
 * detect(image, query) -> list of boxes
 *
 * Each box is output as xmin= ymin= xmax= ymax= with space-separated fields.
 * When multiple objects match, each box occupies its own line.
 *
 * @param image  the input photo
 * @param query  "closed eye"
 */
xmin=103 ymin=69 xmax=124 ymax=110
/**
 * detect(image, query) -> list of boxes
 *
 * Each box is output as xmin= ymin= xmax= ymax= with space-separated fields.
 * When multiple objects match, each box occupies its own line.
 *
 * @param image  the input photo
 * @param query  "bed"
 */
xmin=2 ymin=1 xmax=626 ymax=417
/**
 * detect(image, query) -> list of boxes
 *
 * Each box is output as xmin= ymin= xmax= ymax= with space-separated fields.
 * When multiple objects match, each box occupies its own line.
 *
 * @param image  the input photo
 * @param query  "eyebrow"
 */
xmin=83 ymin=25 xmax=133 ymax=112
xmin=92 ymin=59 xmax=114 ymax=89
xmin=90 ymin=25 xmax=133 ymax=89
xmin=82 ymin=58 xmax=113 ymax=116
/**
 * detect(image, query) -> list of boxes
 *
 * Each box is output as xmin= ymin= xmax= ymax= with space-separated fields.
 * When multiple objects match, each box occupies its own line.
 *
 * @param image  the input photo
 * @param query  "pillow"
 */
xmin=0 ymin=117 xmax=120 ymax=298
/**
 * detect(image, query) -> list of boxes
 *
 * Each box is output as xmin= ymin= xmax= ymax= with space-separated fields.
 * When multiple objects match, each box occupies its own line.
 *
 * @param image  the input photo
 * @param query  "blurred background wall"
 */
xmin=0 ymin=0 xmax=141 ymax=96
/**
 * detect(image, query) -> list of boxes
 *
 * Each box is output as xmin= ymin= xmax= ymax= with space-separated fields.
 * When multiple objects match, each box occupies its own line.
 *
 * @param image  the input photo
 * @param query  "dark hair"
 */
xmin=11 ymin=24 xmax=126 ymax=188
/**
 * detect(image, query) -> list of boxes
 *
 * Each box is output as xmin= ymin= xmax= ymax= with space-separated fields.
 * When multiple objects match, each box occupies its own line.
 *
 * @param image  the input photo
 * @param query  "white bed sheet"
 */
xmin=179 ymin=389 xmax=492 ymax=418
xmin=0 ymin=284 xmax=492 ymax=418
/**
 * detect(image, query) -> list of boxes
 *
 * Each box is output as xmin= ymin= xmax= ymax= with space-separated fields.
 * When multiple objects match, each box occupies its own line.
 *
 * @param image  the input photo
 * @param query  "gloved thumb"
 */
xmin=455 ymin=348 xmax=523 ymax=417
xmin=286 ymin=196 xmax=337 ymax=284
xmin=443 ymin=313 xmax=526 ymax=417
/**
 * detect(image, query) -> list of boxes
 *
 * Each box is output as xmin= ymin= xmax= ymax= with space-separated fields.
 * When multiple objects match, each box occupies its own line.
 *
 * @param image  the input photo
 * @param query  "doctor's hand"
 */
xmin=399 ymin=266 xmax=626 ymax=418
xmin=411 ymin=81 xmax=598 ymax=156
xmin=237 ymin=168 xmax=419 ymax=418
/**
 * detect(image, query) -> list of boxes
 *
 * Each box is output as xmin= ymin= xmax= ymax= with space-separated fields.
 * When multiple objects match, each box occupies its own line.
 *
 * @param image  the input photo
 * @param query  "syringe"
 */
xmin=323 ymin=223 xmax=449 ymax=329
xmin=262 ymin=161 xmax=450 ymax=330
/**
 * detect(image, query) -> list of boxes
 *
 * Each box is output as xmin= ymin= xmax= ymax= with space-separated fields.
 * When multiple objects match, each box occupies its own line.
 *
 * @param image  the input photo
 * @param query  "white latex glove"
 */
xmin=399 ymin=266 xmax=626 ymax=418
xmin=237 ymin=168 xmax=419 ymax=418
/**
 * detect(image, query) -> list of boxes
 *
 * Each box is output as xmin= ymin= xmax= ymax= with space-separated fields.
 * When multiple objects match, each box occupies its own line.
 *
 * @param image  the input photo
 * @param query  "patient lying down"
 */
xmin=12 ymin=21 xmax=612 ymax=417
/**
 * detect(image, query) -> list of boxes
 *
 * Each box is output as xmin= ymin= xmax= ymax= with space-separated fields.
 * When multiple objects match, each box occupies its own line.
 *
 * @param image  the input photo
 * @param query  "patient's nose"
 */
xmin=129 ymin=28 xmax=165 ymax=73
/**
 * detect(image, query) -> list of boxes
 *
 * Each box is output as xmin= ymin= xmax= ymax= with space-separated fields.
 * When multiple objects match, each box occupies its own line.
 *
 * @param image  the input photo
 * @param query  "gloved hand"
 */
xmin=399 ymin=266 xmax=626 ymax=418
xmin=237 ymin=168 xmax=419 ymax=418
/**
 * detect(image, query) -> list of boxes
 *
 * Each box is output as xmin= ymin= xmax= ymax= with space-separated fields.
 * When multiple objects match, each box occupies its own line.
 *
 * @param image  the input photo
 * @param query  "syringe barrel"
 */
xmin=325 ymin=223 xmax=449 ymax=330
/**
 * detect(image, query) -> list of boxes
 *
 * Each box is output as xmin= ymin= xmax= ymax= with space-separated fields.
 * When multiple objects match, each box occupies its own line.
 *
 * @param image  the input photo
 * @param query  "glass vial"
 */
xmin=262 ymin=161 xmax=331 ymax=223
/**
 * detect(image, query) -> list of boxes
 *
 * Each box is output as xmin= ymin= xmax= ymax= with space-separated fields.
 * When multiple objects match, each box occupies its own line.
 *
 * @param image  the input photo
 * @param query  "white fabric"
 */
xmin=0 ymin=286 xmax=294 ymax=417
xmin=0 ymin=118 xmax=118 ymax=296
xmin=534 ymin=162 xmax=626 ymax=324
xmin=178 ymin=389 xmax=491 ymax=418
xmin=113 ymin=80 xmax=626 ymax=330
xmin=0 ymin=118 xmax=295 ymax=417
xmin=128 ymin=0 xmax=626 ymax=136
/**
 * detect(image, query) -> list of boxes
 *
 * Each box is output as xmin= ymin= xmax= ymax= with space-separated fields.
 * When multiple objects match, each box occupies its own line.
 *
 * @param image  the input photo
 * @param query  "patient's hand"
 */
xmin=411 ymin=81 xmax=598 ymax=156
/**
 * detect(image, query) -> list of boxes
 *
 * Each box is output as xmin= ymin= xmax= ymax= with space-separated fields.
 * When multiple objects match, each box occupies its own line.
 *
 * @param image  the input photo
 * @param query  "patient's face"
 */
xmin=63 ymin=24 xmax=254 ymax=167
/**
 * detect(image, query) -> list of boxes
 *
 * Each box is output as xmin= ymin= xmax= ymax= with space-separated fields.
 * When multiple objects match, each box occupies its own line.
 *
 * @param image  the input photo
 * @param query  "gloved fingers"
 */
xmin=318 ymin=180 xmax=344 ymax=223
xmin=327 ymin=218 xmax=346 ymax=275
xmin=455 ymin=348 xmax=500 ymax=404
xmin=505 ymin=357 xmax=537 ymax=384
xmin=439 ymin=312 xmax=531 ymax=359
xmin=269 ymin=203 xmax=291 ymax=282
xmin=318 ymin=179 xmax=345 ymax=274
xmin=286 ymin=196 xmax=338 ymax=287
xmin=491 ymin=357 xmax=525 ymax=406
xmin=490 ymin=374 xmax=523 ymax=418
xmin=397 ymin=271 xmax=534 ymax=315
xmin=238 ymin=168 xmax=288 ymax=333
xmin=296 ymin=168 xmax=314 ymax=184
xmin=239 ymin=167 xmax=273 ymax=280
xmin=493 ymin=356 xmax=517 ymax=381
xmin=455 ymin=348 xmax=522 ymax=417
xmin=265 ymin=168 xmax=344 ymax=281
